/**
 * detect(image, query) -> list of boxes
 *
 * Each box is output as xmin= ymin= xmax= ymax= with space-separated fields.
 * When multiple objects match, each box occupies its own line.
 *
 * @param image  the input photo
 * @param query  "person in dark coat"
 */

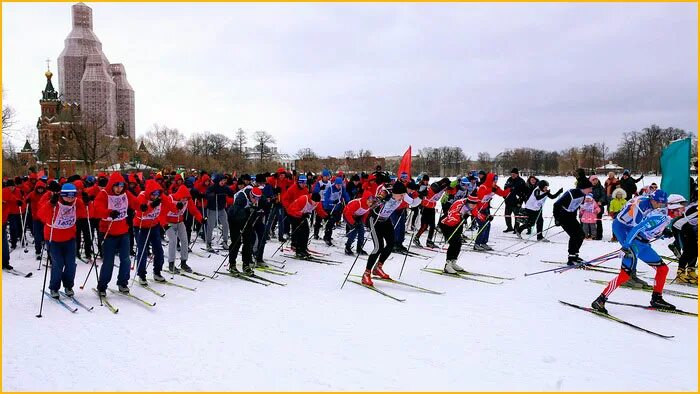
xmin=618 ymin=169 xmax=644 ymax=198
xmin=503 ymin=168 xmax=528 ymax=233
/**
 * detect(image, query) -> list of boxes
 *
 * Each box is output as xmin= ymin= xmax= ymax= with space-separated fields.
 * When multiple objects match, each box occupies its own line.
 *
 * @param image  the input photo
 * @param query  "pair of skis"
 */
xmin=215 ymin=270 xmax=287 ymax=286
xmin=540 ymin=260 xmax=620 ymax=275
xmin=90 ymin=287 xmax=155 ymax=313
xmin=420 ymin=267 xmax=505 ymax=285
xmin=346 ymin=275 xmax=445 ymax=302
xmin=4 ymin=268 xmax=32 ymax=278
xmin=42 ymin=291 xmax=94 ymax=313
xmin=559 ymin=300 xmax=695 ymax=339
xmin=587 ymin=279 xmax=697 ymax=300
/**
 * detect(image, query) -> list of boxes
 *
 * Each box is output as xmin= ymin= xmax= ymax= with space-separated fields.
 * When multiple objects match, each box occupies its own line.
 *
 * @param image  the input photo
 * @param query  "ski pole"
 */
xmin=523 ymin=249 xmax=621 ymax=277
xmin=399 ymin=222 xmax=418 ymax=279
xmin=19 ymin=206 xmax=29 ymax=253
xmin=130 ymin=224 xmax=152 ymax=286
xmin=36 ymin=204 xmax=58 ymax=318
xmin=271 ymin=213 xmax=307 ymax=258
xmin=507 ymin=228 xmax=564 ymax=254
xmin=211 ymin=213 xmax=257 ymax=278
xmin=341 ymin=215 xmax=378 ymax=289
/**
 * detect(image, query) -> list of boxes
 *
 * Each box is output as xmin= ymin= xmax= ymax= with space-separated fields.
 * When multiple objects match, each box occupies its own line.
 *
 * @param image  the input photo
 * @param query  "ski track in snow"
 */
xmin=2 ymin=176 xmax=697 ymax=391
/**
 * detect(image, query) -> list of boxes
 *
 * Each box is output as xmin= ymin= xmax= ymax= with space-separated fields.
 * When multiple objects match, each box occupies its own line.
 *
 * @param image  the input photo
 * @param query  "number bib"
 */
xmin=50 ymin=204 xmax=76 ymax=229
xmin=107 ymin=194 xmax=128 ymax=221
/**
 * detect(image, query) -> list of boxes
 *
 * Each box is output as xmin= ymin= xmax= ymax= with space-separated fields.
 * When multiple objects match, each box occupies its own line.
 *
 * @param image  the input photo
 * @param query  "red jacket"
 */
xmin=165 ymin=185 xmax=203 ymax=224
xmin=473 ymin=173 xmax=510 ymax=221
xmin=25 ymin=181 xmax=48 ymax=219
xmin=40 ymin=198 xmax=86 ymax=242
xmin=441 ymin=198 xmax=468 ymax=226
xmin=343 ymin=197 xmax=371 ymax=225
xmin=288 ymin=195 xmax=328 ymax=219
xmin=93 ymin=173 xmax=139 ymax=236
xmin=421 ymin=186 xmax=446 ymax=209
xmin=2 ymin=187 xmax=13 ymax=225
xmin=282 ymin=184 xmax=309 ymax=211
xmin=193 ymin=174 xmax=211 ymax=209
xmin=5 ymin=186 xmax=23 ymax=215
xmin=134 ymin=180 xmax=170 ymax=229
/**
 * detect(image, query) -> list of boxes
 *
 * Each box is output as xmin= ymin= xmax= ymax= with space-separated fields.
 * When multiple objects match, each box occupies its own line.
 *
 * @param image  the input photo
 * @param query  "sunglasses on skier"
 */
xmin=114 ymin=182 xmax=125 ymax=187
xmin=151 ymin=190 xmax=161 ymax=197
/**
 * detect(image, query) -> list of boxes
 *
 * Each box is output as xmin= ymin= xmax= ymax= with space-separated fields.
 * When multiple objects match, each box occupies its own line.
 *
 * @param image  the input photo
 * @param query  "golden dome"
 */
xmin=45 ymin=69 xmax=53 ymax=79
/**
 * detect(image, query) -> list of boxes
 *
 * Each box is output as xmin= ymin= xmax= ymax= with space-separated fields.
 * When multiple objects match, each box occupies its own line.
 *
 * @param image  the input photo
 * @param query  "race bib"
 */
xmin=167 ymin=200 xmax=188 ymax=218
xmin=378 ymin=198 xmax=401 ymax=219
xmin=106 ymin=194 xmax=128 ymax=221
xmin=50 ymin=204 xmax=76 ymax=229
xmin=143 ymin=204 xmax=161 ymax=220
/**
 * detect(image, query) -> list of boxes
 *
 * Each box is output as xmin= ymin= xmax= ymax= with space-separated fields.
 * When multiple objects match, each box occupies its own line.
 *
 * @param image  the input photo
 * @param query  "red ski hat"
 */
xmin=250 ymin=187 xmax=262 ymax=198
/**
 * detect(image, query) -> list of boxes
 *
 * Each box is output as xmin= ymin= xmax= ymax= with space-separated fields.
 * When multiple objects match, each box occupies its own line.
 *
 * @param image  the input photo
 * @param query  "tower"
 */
xmin=39 ymin=67 xmax=60 ymax=119
xmin=110 ymin=63 xmax=135 ymax=139
xmin=80 ymin=54 xmax=116 ymax=133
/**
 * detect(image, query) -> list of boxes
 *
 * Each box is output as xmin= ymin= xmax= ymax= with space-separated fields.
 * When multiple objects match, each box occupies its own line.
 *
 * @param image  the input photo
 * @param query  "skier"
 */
xmin=321 ymin=176 xmax=350 ymax=246
xmin=503 ymin=168 xmax=528 ymax=233
xmin=362 ymin=182 xmax=410 ymax=286
xmin=25 ymin=179 xmax=48 ymax=260
xmin=134 ymin=179 xmax=171 ymax=284
xmin=2 ymin=185 xmax=13 ymax=270
xmin=287 ymin=192 xmax=327 ymax=258
xmin=552 ymin=170 xmax=593 ymax=264
xmin=164 ymin=185 xmax=205 ymax=273
xmin=589 ymin=175 xmax=608 ymax=240
xmin=204 ymin=174 xmax=235 ymax=252
xmin=3 ymin=179 xmax=23 ymax=250
xmin=472 ymin=173 xmax=510 ymax=251
xmin=94 ymin=173 xmax=139 ymax=296
xmin=342 ymin=195 xmax=374 ymax=256
xmin=40 ymin=183 xmax=85 ymax=298
xmin=515 ymin=180 xmax=562 ymax=240
xmin=311 ymin=169 xmax=332 ymax=240
xmin=413 ymin=177 xmax=450 ymax=248
xmin=227 ymin=185 xmax=263 ymax=276
xmin=254 ymin=174 xmax=275 ymax=266
xmin=670 ymin=198 xmax=697 ymax=284
xmin=591 ymin=189 xmax=676 ymax=313
xmin=439 ymin=194 xmax=478 ymax=273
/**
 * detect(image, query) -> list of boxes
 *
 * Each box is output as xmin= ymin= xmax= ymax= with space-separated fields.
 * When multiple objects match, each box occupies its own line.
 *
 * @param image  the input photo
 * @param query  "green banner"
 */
xmin=660 ymin=138 xmax=691 ymax=200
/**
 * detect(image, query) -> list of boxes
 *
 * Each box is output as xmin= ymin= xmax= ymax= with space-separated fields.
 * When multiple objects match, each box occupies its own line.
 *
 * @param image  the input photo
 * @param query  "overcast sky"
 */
xmin=2 ymin=2 xmax=697 ymax=159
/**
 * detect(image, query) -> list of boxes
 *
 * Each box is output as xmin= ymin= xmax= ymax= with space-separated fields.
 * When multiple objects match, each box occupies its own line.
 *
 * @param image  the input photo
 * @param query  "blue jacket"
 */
xmin=323 ymin=184 xmax=350 ymax=212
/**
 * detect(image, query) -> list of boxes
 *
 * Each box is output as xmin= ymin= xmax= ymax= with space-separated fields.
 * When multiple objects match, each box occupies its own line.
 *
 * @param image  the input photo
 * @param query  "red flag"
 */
xmin=397 ymin=146 xmax=412 ymax=181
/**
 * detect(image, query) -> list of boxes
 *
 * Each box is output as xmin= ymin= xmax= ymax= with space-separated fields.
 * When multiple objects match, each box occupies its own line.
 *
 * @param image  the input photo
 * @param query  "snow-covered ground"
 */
xmin=2 ymin=176 xmax=697 ymax=391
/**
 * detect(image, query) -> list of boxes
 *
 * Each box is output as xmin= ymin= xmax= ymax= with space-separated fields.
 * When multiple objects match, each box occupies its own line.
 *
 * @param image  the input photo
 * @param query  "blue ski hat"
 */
xmin=321 ymin=169 xmax=331 ymax=177
xmin=650 ymin=189 xmax=668 ymax=204
xmin=298 ymin=174 xmax=308 ymax=183
xmin=334 ymin=177 xmax=344 ymax=185
xmin=400 ymin=171 xmax=408 ymax=180
xmin=60 ymin=183 xmax=77 ymax=197
xmin=460 ymin=176 xmax=469 ymax=185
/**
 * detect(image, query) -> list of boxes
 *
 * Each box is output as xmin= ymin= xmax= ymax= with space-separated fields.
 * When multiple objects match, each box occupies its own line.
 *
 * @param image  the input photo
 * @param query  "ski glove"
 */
xmin=662 ymin=227 xmax=674 ymax=238
xmin=16 ymin=200 xmax=23 ymax=207
xmin=109 ymin=210 xmax=120 ymax=219
xmin=151 ymin=198 xmax=161 ymax=208
xmin=486 ymin=215 xmax=494 ymax=222
xmin=176 ymin=201 xmax=184 ymax=210
xmin=49 ymin=193 xmax=59 ymax=206
xmin=140 ymin=203 xmax=148 ymax=212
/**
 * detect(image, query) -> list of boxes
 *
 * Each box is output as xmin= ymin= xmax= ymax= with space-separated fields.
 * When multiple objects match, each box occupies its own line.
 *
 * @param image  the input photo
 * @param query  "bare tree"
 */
xmin=343 ymin=150 xmax=356 ymax=159
xmin=297 ymin=148 xmax=318 ymax=160
xmin=68 ymin=119 xmax=117 ymax=171
xmin=252 ymin=130 xmax=277 ymax=164
xmin=2 ymin=90 xmax=16 ymax=136
xmin=143 ymin=123 xmax=184 ymax=162
xmin=476 ymin=152 xmax=492 ymax=172
xmin=233 ymin=128 xmax=248 ymax=155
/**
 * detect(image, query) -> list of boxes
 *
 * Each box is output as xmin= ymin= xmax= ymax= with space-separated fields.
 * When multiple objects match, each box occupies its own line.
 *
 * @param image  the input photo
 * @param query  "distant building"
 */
xmin=57 ymin=2 xmax=135 ymax=138
xmin=596 ymin=160 xmax=623 ymax=174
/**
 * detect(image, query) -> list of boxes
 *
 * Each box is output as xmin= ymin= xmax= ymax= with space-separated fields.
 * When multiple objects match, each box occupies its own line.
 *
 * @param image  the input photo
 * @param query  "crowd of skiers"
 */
xmin=2 ymin=166 xmax=697 ymax=311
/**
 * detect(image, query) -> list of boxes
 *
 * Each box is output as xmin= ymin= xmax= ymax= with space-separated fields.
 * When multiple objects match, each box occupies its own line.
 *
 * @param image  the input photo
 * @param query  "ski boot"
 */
xmin=481 ymin=244 xmax=493 ymax=251
xmin=372 ymin=262 xmax=391 ymax=279
xmin=205 ymin=243 xmax=215 ymax=253
xmin=676 ymin=268 xmax=697 ymax=285
xmin=312 ymin=233 xmax=320 ymax=240
xmin=2 ymin=263 xmax=14 ymax=270
xmin=242 ymin=264 xmax=254 ymax=276
xmin=138 ymin=276 xmax=148 ymax=286
xmin=413 ymin=237 xmax=422 ymax=248
xmin=324 ymin=238 xmax=333 ymax=247
xmin=567 ymin=254 xmax=583 ymax=266
xmin=503 ymin=228 xmax=514 ymax=233
xmin=650 ymin=292 xmax=676 ymax=310
xmin=255 ymin=259 xmax=270 ymax=268
xmin=623 ymin=274 xmax=648 ymax=289
xmin=591 ymin=294 xmax=608 ymax=314
xmin=153 ymin=272 xmax=166 ymax=283
xmin=361 ymin=269 xmax=374 ymax=287
xmin=426 ymin=240 xmax=437 ymax=248
xmin=537 ymin=237 xmax=550 ymax=243
xmin=228 ymin=264 xmax=240 ymax=275
xmin=36 ymin=253 xmax=42 ymax=261
xmin=49 ymin=289 xmax=60 ymax=299
xmin=451 ymin=260 xmax=465 ymax=272
xmin=168 ymin=261 xmax=180 ymax=274
xmin=668 ymin=244 xmax=681 ymax=259
xmin=180 ymin=260 xmax=193 ymax=273
xmin=98 ymin=288 xmax=108 ymax=297
xmin=345 ymin=245 xmax=354 ymax=256
xmin=526 ymin=228 xmax=532 ymax=235
xmin=473 ymin=244 xmax=485 ymax=251
xmin=64 ymin=287 xmax=75 ymax=297
xmin=687 ymin=268 xmax=698 ymax=282
xmin=357 ymin=248 xmax=368 ymax=256
xmin=444 ymin=260 xmax=458 ymax=274
xmin=118 ymin=285 xmax=130 ymax=294
xmin=515 ymin=230 xmax=523 ymax=239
